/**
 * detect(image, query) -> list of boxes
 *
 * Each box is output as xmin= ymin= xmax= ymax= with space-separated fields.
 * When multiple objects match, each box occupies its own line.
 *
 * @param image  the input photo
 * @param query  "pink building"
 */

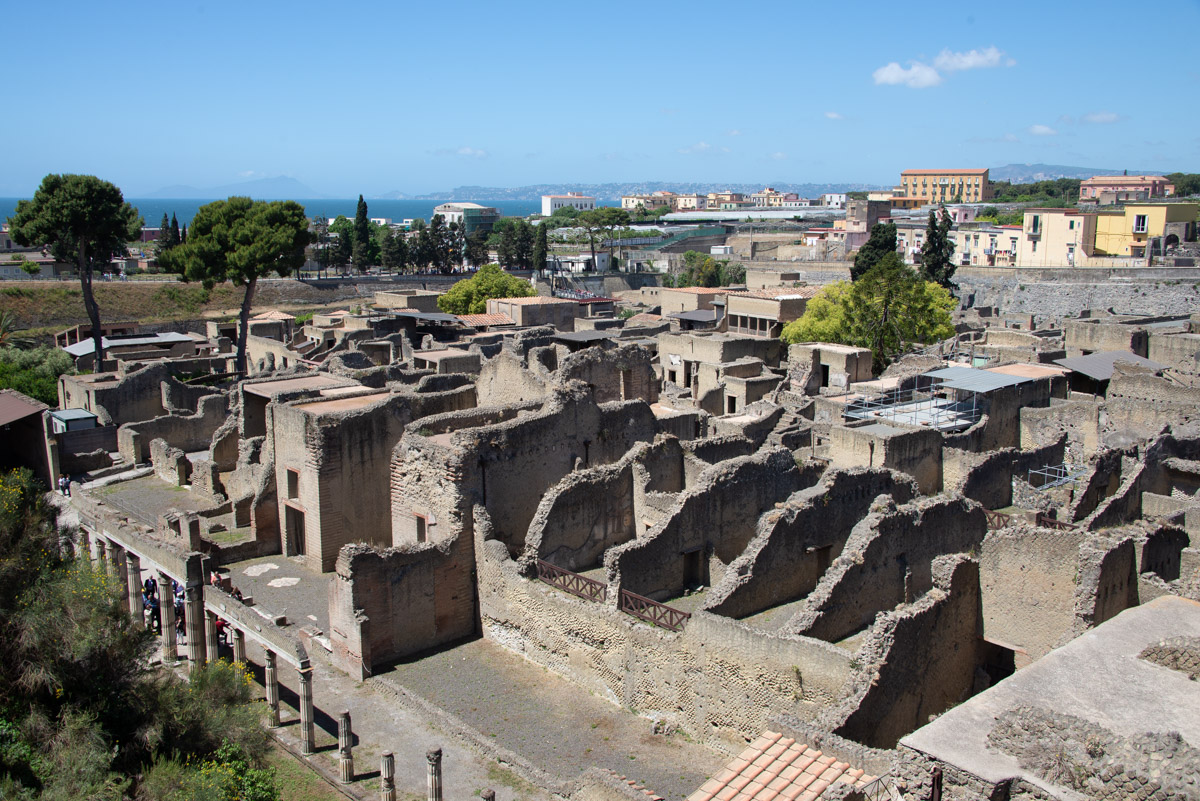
xmin=1080 ymin=175 xmax=1175 ymax=201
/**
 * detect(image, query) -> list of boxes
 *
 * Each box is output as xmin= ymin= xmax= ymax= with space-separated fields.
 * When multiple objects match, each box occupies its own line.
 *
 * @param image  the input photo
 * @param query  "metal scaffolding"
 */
xmin=1028 ymin=463 xmax=1089 ymax=490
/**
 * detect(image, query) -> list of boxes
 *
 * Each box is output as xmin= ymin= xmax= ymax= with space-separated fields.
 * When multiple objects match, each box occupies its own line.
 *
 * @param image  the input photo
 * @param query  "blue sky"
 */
xmin=4 ymin=0 xmax=1198 ymax=197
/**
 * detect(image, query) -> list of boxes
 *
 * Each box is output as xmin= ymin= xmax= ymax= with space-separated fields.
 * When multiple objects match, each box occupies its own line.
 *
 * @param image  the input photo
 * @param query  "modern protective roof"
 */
xmin=1054 ymin=351 xmax=1166 ymax=381
xmin=395 ymin=310 xmax=461 ymax=324
xmin=50 ymin=408 xmax=97 ymax=422
xmin=923 ymin=366 xmax=1034 ymax=393
xmin=668 ymin=310 xmax=722 ymax=323
xmin=62 ymin=331 xmax=194 ymax=357
xmin=0 ymin=389 xmax=48 ymax=427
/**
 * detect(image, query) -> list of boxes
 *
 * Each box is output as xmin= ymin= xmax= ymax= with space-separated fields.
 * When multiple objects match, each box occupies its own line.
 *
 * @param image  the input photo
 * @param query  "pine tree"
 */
xmin=159 ymin=213 xmax=170 ymax=243
xmin=169 ymin=213 xmax=181 ymax=248
xmin=352 ymin=195 xmax=371 ymax=270
xmin=533 ymin=222 xmax=549 ymax=271
xmin=851 ymin=222 xmax=897 ymax=281
xmin=918 ymin=207 xmax=957 ymax=288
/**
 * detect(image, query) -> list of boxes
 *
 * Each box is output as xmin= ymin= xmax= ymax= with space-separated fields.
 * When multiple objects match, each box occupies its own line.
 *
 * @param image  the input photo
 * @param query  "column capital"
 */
xmin=426 ymin=747 xmax=442 ymax=765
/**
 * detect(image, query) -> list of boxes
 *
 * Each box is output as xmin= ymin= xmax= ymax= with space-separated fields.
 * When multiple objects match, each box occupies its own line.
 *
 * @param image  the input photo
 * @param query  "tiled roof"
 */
xmin=457 ymin=313 xmax=515 ymax=327
xmin=491 ymin=296 xmax=575 ymax=305
xmin=901 ymin=168 xmax=989 ymax=175
xmin=729 ymin=287 xmax=821 ymax=300
xmin=0 ymin=389 xmax=48 ymax=427
xmin=661 ymin=286 xmax=734 ymax=295
xmin=253 ymin=310 xmax=294 ymax=321
xmin=686 ymin=732 xmax=874 ymax=801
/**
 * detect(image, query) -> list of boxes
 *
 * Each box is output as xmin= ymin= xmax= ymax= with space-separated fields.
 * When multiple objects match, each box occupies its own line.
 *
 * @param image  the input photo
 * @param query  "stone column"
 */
xmin=125 ymin=553 xmax=143 ymax=627
xmin=93 ymin=538 xmax=106 ymax=571
xmin=338 ymin=710 xmax=353 ymax=783
xmin=157 ymin=573 xmax=177 ymax=663
xmin=481 ymin=790 xmax=495 ymax=801
xmin=298 ymin=666 xmax=315 ymax=755
xmin=185 ymin=583 xmax=206 ymax=672
xmin=264 ymin=650 xmax=280 ymax=726
xmin=231 ymin=627 xmax=247 ymax=664
xmin=426 ymin=747 xmax=443 ymax=801
xmin=380 ymin=752 xmax=396 ymax=801
xmin=204 ymin=611 xmax=219 ymax=664
xmin=111 ymin=547 xmax=128 ymax=604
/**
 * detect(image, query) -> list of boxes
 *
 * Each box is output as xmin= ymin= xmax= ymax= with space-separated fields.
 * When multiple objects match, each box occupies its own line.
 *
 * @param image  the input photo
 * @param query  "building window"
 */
xmin=1069 ymin=220 xmax=1075 ymax=230
xmin=287 ymin=469 xmax=299 ymax=500
xmin=415 ymin=514 xmax=427 ymax=543
xmin=1029 ymin=215 xmax=1041 ymax=234
xmin=1032 ymin=241 xmax=1038 ymax=253
xmin=1133 ymin=214 xmax=1148 ymax=234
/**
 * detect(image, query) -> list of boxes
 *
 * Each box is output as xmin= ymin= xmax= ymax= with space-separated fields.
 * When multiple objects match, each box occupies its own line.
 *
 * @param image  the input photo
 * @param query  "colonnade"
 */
xmin=81 ymin=529 xmax=471 ymax=800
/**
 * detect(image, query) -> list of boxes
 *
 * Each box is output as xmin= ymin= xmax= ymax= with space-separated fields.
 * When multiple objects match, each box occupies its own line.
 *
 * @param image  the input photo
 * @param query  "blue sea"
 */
xmin=0 ymin=197 xmax=619 ymax=227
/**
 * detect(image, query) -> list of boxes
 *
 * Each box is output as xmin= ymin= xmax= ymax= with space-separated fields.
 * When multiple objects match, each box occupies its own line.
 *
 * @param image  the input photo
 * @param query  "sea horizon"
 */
xmin=0 ymin=197 xmax=621 ymax=228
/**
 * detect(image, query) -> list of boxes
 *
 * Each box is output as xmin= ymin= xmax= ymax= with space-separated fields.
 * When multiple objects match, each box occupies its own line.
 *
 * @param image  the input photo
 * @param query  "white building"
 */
xmin=541 ymin=193 xmax=596 ymax=216
xmin=820 ymin=193 xmax=847 ymax=209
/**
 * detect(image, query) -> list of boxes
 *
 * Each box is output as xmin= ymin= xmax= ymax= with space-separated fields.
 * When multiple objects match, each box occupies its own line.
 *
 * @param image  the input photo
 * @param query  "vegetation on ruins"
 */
xmin=158 ymin=197 xmax=311 ymax=376
xmin=436 ymin=263 xmax=536 ymax=314
xmin=851 ymin=222 xmax=898 ymax=281
xmin=663 ymin=250 xmax=745 ymax=288
xmin=781 ymin=253 xmax=955 ymax=372
xmin=0 ymin=467 xmax=278 ymax=800
xmin=0 ymin=346 xmax=73 ymax=406
xmin=918 ymin=207 xmax=956 ymax=289
xmin=7 ymin=174 xmax=143 ymax=366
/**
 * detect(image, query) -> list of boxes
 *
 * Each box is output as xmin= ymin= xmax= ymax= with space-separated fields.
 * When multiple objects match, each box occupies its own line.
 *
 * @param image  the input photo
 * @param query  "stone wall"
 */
xmin=1105 ymin=366 xmax=1200 ymax=440
xmin=954 ymin=268 xmax=1200 ymax=321
xmin=328 ymin=532 xmax=477 ymax=680
xmin=829 ymin=424 xmax=943 ymax=495
xmin=476 ymin=517 xmax=857 ymax=750
xmin=117 ymin=392 xmax=229 ymax=464
xmin=978 ymin=525 xmax=1085 ymax=666
xmin=943 ymin=437 xmax=1067 ymax=510
xmin=787 ymin=496 xmax=987 ymax=643
xmin=703 ymin=469 xmax=917 ymax=620
xmin=827 ymin=556 xmax=982 ymax=749
xmin=609 ymin=448 xmax=813 ymax=602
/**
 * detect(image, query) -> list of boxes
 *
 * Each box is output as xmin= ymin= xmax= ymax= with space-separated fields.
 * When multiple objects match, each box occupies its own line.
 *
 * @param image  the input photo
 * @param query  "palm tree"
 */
xmin=0 ymin=310 xmax=32 ymax=349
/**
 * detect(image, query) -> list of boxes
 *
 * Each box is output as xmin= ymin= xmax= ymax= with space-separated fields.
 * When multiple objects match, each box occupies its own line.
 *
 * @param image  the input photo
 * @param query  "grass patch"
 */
xmin=487 ymin=762 xmax=538 ymax=797
xmin=265 ymin=744 xmax=347 ymax=801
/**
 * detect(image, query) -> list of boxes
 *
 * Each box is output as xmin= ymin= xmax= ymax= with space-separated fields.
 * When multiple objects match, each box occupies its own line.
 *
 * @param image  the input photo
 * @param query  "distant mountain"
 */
xmin=372 ymin=190 xmax=412 ymax=200
xmin=400 ymin=182 xmax=886 ymax=202
xmin=141 ymin=176 xmax=329 ymax=199
xmin=990 ymin=164 xmax=1165 ymax=183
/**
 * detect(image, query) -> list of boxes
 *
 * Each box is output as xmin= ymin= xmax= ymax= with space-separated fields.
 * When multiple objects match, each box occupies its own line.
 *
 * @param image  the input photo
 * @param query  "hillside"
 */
xmin=0 ymin=279 xmax=382 ymax=336
xmin=990 ymin=163 xmax=1164 ymax=182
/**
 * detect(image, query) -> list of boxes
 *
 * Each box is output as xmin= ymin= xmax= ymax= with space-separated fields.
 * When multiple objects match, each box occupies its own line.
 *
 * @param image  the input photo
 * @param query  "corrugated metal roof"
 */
xmin=923 ymin=366 xmax=1033 ymax=393
xmin=668 ymin=310 xmax=721 ymax=322
xmin=1054 ymin=351 xmax=1166 ymax=381
xmin=62 ymin=332 xmax=194 ymax=357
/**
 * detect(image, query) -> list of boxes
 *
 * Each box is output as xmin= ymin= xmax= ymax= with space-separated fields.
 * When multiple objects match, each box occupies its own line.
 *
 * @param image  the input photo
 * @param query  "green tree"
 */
xmin=436 ymin=263 xmax=536 ymax=314
xmin=158 ymin=197 xmax=310 ymax=375
xmin=7 ymin=174 xmax=142 ymax=366
xmin=464 ymin=229 xmax=489 ymax=267
xmin=17 ymin=256 xmax=40 ymax=278
xmin=577 ymin=207 xmax=630 ymax=271
xmin=851 ymin=222 xmax=897 ymax=281
xmin=533 ymin=223 xmax=549 ymax=272
xmin=352 ymin=195 xmax=374 ymax=271
xmin=779 ymin=255 xmax=954 ymax=373
xmin=380 ymin=230 xmax=409 ymax=273
xmin=779 ymin=282 xmax=851 ymax=344
xmin=918 ymin=207 xmax=956 ymax=288
xmin=328 ymin=215 xmax=353 ymax=271
xmin=0 ymin=345 xmax=73 ymax=402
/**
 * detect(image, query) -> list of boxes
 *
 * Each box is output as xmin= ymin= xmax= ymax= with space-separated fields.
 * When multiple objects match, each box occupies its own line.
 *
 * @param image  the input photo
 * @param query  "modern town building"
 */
xmin=1079 ymin=175 xmax=1174 ymax=203
xmin=893 ymin=169 xmax=993 ymax=208
xmin=431 ymin=202 xmax=501 ymax=236
xmin=541 ymin=193 xmax=596 ymax=216
xmin=820 ymin=193 xmax=847 ymax=209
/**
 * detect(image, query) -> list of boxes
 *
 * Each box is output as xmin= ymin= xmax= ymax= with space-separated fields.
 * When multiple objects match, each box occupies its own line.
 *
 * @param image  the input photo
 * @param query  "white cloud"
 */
xmin=873 ymin=61 xmax=942 ymax=88
xmin=726 ymin=129 xmax=742 ymax=136
xmin=433 ymin=146 xmax=488 ymax=158
xmin=934 ymin=46 xmax=1011 ymax=72
xmin=770 ymin=152 xmax=787 ymax=161
xmin=1003 ymin=133 xmax=1020 ymax=143
xmin=677 ymin=141 xmax=713 ymax=155
xmin=1082 ymin=111 xmax=1120 ymax=124
xmin=824 ymin=111 xmax=843 ymax=120
xmin=237 ymin=170 xmax=263 ymax=178
xmin=875 ymin=45 xmax=1013 ymax=89
xmin=1028 ymin=124 xmax=1057 ymax=136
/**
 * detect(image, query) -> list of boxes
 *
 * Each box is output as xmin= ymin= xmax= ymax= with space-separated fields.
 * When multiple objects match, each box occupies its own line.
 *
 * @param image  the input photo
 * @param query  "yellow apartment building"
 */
xmin=1017 ymin=209 xmax=1095 ymax=267
xmin=1090 ymin=203 xmax=1199 ymax=257
xmin=893 ymin=169 xmax=993 ymax=208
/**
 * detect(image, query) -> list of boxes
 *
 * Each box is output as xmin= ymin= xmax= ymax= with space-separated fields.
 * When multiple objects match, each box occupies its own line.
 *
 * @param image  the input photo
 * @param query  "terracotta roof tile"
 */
xmin=456 ymin=312 xmax=515 ymax=327
xmin=686 ymin=733 xmax=876 ymax=801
